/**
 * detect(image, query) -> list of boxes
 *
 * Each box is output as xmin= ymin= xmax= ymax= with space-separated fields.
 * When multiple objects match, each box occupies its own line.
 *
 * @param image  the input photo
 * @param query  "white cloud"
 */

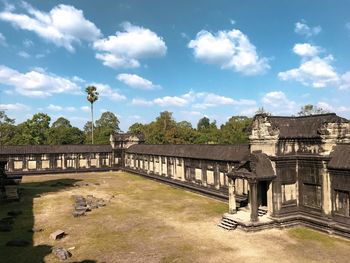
xmin=0 ymin=32 xmax=7 ymax=46
xmin=23 ymin=39 xmax=33 ymax=47
xmin=193 ymin=92 xmax=256 ymax=109
xmin=93 ymin=22 xmax=167 ymax=68
xmin=18 ymin=51 xmax=30 ymax=58
xmin=47 ymin=104 xmax=76 ymax=112
xmin=295 ymin=21 xmax=321 ymax=38
xmin=0 ymin=65 xmax=81 ymax=97
xmin=131 ymin=91 xmax=256 ymax=110
xmin=188 ymin=28 xmax=269 ymax=75
xmin=130 ymin=98 xmax=154 ymax=107
xmin=340 ymin=71 xmax=350 ymax=90
xmin=117 ymin=73 xmax=160 ymax=90
xmin=154 ymin=96 xmax=189 ymax=107
xmin=293 ymin=43 xmax=321 ymax=57
xmin=262 ymin=91 xmax=297 ymax=114
xmin=80 ymin=106 xmax=90 ymax=112
xmin=0 ymin=103 xmax=30 ymax=111
xmin=90 ymin=82 xmax=126 ymax=101
xmin=0 ymin=2 xmax=101 ymax=52
xmin=278 ymin=56 xmax=339 ymax=88
xmin=230 ymin=19 xmax=236 ymax=25
xmin=47 ymin=104 xmax=62 ymax=111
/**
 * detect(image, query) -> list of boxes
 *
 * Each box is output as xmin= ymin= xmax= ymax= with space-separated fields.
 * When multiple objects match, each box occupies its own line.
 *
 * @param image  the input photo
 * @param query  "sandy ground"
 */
xmin=1 ymin=171 xmax=350 ymax=263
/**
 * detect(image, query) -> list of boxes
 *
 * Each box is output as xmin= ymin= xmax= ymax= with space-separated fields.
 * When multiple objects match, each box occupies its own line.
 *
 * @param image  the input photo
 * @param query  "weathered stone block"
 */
xmin=50 ymin=230 xmax=65 ymax=240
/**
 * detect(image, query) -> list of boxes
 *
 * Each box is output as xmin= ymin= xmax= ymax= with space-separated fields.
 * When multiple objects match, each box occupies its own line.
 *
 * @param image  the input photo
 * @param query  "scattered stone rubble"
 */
xmin=50 ymin=229 xmax=66 ymax=240
xmin=72 ymin=194 xmax=106 ymax=217
xmin=73 ymin=181 xmax=99 ymax=187
xmin=52 ymin=247 xmax=71 ymax=261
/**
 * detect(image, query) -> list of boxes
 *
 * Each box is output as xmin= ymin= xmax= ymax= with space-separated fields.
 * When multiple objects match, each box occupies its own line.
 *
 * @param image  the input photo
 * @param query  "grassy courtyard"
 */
xmin=1 ymin=171 xmax=350 ymax=263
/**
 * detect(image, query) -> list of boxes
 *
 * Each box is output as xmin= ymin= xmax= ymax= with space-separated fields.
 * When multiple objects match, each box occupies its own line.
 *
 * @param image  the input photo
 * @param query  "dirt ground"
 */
xmin=1 ymin=171 xmax=350 ymax=263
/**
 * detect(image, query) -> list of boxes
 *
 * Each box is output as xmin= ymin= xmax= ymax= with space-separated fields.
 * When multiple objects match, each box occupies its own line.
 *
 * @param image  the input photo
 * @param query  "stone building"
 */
xmin=1 ymin=113 xmax=350 ymax=237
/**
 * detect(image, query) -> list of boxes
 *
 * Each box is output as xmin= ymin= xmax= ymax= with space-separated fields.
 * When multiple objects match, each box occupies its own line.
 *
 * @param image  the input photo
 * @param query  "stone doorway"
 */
xmin=258 ymin=181 xmax=268 ymax=208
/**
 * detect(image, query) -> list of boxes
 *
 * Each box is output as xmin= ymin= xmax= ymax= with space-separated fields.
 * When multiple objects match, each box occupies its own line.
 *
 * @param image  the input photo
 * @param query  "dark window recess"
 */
xmin=303 ymin=183 xmax=322 ymax=208
xmin=334 ymin=190 xmax=350 ymax=217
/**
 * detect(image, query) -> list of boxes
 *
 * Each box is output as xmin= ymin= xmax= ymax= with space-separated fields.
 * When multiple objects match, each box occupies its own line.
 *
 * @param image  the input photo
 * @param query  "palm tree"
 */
xmin=85 ymin=86 xmax=99 ymax=144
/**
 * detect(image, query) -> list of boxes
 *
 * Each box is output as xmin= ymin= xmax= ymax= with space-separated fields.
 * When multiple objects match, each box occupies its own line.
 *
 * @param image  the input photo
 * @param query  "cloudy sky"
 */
xmin=0 ymin=0 xmax=349 ymax=131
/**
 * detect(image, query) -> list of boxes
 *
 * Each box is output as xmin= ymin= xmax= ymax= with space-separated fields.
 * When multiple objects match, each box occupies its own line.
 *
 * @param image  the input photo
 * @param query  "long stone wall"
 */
xmin=0 ymin=145 xmax=122 ymax=176
xmin=124 ymin=152 xmax=249 ymax=202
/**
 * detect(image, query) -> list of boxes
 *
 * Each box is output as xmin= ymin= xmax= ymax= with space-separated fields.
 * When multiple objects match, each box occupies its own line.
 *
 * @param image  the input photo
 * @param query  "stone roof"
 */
xmin=258 ymin=113 xmax=349 ymax=139
xmin=227 ymin=153 xmax=276 ymax=181
xmin=328 ymin=144 xmax=350 ymax=170
xmin=0 ymin=145 xmax=112 ymax=155
xmin=126 ymin=144 xmax=250 ymax=162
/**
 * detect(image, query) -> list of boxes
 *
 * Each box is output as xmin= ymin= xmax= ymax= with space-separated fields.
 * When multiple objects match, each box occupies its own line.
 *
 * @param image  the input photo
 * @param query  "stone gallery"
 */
xmin=1 ymin=113 xmax=350 ymax=237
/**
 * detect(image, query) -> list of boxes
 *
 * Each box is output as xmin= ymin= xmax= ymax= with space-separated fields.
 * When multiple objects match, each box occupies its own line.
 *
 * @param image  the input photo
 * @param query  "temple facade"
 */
xmin=1 ymin=113 xmax=350 ymax=237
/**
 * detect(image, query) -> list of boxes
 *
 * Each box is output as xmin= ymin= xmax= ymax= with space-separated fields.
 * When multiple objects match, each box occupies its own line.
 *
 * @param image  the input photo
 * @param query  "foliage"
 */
xmin=11 ymin=113 xmax=51 ymax=145
xmin=219 ymin=116 xmax=252 ymax=144
xmin=47 ymin=117 xmax=85 ymax=145
xmin=0 ymin=111 xmax=16 ymax=145
xmin=298 ymin=104 xmax=329 ymax=116
xmin=128 ymin=112 xmax=251 ymax=145
xmin=94 ymin=111 xmax=120 ymax=144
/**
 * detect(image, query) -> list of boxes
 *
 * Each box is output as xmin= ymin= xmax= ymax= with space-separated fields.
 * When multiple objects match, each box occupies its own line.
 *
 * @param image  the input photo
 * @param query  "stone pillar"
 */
xmin=159 ymin=156 xmax=162 ymax=175
xmin=201 ymin=161 xmax=207 ymax=187
xmin=228 ymin=178 xmax=237 ymax=214
xmin=96 ymin=153 xmax=101 ymax=168
xmin=181 ymin=158 xmax=186 ymax=181
xmin=214 ymin=163 xmax=220 ymax=190
xmin=62 ymin=154 xmax=66 ymax=170
xmin=322 ymin=160 xmax=332 ymax=217
xmin=249 ymin=180 xmax=259 ymax=222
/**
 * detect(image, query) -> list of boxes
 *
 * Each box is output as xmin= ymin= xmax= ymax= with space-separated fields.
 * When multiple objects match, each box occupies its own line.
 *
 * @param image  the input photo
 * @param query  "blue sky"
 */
xmin=0 ymin=0 xmax=349 ymax=131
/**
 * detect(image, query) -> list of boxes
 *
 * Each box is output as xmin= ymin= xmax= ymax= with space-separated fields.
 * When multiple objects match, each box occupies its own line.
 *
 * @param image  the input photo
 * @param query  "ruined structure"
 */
xmin=1 ymin=113 xmax=350 ymax=237
xmin=0 ymin=158 xmax=21 ymax=201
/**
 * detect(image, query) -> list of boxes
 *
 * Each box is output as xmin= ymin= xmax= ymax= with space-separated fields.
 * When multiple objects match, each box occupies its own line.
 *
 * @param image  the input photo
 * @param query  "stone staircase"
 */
xmin=218 ymin=215 xmax=238 ymax=230
xmin=258 ymin=207 xmax=268 ymax=217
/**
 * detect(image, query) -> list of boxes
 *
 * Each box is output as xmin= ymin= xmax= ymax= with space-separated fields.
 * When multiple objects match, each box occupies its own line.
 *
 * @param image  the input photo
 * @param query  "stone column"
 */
xmin=228 ymin=178 xmax=237 ymax=214
xmin=322 ymin=160 xmax=332 ymax=217
xmin=249 ymin=180 xmax=259 ymax=222
xmin=159 ymin=156 xmax=162 ymax=175
xmin=62 ymin=154 xmax=66 ymax=170
xmin=201 ymin=161 xmax=207 ymax=187
xmin=214 ymin=162 xmax=220 ymax=190
xmin=96 ymin=153 xmax=101 ymax=168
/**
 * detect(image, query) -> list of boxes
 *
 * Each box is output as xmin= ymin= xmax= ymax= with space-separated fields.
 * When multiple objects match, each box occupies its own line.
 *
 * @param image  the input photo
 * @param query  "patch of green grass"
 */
xmin=288 ymin=227 xmax=350 ymax=247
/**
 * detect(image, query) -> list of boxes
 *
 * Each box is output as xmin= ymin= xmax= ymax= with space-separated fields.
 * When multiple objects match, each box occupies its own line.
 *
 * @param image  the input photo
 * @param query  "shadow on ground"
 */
xmin=0 ymin=178 xmax=97 ymax=263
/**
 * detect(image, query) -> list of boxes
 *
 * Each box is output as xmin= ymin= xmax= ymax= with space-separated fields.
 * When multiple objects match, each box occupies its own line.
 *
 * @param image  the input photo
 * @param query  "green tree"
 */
xmin=85 ymin=85 xmax=99 ymax=144
xmin=219 ymin=116 xmax=252 ymax=144
xmin=47 ymin=117 xmax=84 ymax=145
xmin=298 ymin=104 xmax=329 ymax=116
xmin=0 ymin=111 xmax=16 ymax=145
xmin=12 ymin=113 xmax=51 ymax=145
xmin=94 ymin=112 xmax=120 ymax=144
xmin=197 ymin=117 xmax=210 ymax=131
xmin=128 ymin=122 xmax=145 ymax=135
xmin=195 ymin=117 xmax=219 ymax=144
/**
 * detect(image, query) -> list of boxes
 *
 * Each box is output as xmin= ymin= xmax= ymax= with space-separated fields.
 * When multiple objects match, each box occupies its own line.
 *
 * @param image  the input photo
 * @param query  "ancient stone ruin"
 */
xmin=0 ymin=158 xmax=22 ymax=201
xmin=1 ymin=114 xmax=350 ymax=238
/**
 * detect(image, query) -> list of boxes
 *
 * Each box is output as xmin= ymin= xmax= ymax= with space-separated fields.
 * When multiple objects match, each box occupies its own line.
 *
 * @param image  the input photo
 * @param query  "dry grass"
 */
xmin=1 ymin=171 xmax=350 ymax=263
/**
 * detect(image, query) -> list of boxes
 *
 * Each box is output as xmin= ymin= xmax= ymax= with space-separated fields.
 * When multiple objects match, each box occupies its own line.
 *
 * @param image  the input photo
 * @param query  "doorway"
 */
xmin=258 ymin=181 xmax=268 ymax=207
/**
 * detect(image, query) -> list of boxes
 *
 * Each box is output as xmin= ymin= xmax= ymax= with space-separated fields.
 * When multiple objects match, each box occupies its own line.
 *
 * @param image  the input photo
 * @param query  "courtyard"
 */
xmin=1 ymin=171 xmax=350 ymax=263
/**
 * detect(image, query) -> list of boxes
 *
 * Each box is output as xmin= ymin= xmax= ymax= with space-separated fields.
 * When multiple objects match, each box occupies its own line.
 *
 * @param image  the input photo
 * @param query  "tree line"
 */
xmin=128 ymin=111 xmax=252 ymax=144
xmin=0 ymin=104 xmax=329 ymax=146
xmin=0 ymin=110 xmax=120 ymax=145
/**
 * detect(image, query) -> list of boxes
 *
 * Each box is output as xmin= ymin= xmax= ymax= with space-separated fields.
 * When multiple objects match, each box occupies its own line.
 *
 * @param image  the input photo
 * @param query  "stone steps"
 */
xmin=258 ymin=208 xmax=267 ymax=217
xmin=218 ymin=216 xmax=237 ymax=230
